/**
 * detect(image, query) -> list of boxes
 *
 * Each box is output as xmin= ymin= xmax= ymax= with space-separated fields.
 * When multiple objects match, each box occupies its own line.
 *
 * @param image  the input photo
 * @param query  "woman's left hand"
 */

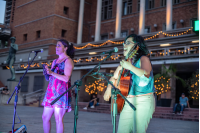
xmin=45 ymin=66 xmax=53 ymax=75
xmin=120 ymin=60 xmax=132 ymax=70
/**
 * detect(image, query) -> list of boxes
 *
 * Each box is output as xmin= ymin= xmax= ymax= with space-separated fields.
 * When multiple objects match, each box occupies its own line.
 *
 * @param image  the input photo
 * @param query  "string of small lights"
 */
xmin=85 ymin=78 xmax=107 ymax=95
xmin=144 ymin=27 xmax=193 ymax=41
xmin=188 ymin=72 xmax=199 ymax=100
xmin=74 ymin=40 xmax=123 ymax=50
xmin=154 ymin=76 xmax=171 ymax=95
xmin=73 ymin=27 xmax=193 ymax=49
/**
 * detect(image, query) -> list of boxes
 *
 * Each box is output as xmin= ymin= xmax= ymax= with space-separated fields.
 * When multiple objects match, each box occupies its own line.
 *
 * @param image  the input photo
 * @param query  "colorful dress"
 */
xmin=42 ymin=58 xmax=72 ymax=112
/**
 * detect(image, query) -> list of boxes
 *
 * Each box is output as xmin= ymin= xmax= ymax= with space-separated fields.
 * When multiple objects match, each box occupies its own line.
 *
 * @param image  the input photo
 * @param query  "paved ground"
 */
xmin=0 ymin=105 xmax=199 ymax=133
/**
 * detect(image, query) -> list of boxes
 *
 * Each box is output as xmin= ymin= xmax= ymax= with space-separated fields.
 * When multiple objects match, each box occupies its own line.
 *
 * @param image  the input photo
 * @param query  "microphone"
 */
xmin=100 ymin=47 xmax=118 ymax=55
xmin=32 ymin=49 xmax=43 ymax=53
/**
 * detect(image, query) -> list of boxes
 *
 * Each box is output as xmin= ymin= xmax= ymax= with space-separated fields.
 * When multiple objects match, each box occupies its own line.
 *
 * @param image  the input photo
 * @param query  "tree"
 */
xmin=187 ymin=70 xmax=199 ymax=100
xmin=154 ymin=64 xmax=186 ymax=96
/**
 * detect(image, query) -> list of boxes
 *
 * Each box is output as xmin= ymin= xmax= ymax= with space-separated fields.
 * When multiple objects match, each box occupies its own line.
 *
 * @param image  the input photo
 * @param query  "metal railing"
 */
xmin=23 ymin=89 xmax=45 ymax=106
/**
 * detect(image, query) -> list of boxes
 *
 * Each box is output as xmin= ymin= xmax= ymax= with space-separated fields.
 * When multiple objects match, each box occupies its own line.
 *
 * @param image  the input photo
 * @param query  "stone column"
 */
xmin=139 ymin=0 xmax=145 ymax=35
xmin=77 ymin=0 xmax=85 ymax=44
xmin=166 ymin=0 xmax=173 ymax=31
xmin=95 ymin=0 xmax=102 ymax=41
xmin=115 ymin=0 xmax=122 ymax=38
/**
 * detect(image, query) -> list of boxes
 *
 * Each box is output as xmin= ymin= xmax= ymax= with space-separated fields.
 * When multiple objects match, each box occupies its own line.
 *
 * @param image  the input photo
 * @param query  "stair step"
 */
xmin=153 ymin=115 xmax=199 ymax=122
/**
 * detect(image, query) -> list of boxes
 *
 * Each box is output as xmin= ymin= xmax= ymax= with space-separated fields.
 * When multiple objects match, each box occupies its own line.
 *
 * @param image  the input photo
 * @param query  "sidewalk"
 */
xmin=0 ymin=105 xmax=198 ymax=133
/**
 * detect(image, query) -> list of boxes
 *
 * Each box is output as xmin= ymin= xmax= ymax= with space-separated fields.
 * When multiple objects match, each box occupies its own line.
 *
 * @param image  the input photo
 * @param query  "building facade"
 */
xmin=0 ymin=0 xmax=199 ymax=107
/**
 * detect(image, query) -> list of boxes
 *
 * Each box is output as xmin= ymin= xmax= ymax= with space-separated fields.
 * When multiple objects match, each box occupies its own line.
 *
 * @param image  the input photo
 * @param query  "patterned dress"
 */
xmin=42 ymin=58 xmax=72 ymax=112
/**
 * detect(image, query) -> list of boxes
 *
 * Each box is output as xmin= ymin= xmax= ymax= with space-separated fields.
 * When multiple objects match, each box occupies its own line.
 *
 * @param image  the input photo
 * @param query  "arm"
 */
xmin=90 ymin=98 xmax=98 ymax=102
xmin=103 ymin=65 xmax=122 ymax=101
xmin=43 ymin=60 xmax=55 ymax=81
xmin=122 ymin=56 xmax=152 ymax=78
xmin=46 ymin=58 xmax=74 ymax=82
xmin=11 ymin=43 xmax=18 ymax=51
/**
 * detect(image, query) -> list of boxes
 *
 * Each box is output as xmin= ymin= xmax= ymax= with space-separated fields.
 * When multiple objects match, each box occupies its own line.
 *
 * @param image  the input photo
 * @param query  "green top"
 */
xmin=128 ymin=56 xmax=155 ymax=95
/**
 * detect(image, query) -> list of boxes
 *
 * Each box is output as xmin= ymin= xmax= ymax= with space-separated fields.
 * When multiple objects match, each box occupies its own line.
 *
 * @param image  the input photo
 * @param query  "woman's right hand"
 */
xmin=103 ymin=88 xmax=111 ymax=101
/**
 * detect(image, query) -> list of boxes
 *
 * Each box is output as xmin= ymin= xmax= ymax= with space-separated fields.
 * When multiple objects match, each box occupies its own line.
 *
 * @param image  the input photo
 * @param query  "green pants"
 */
xmin=117 ymin=93 xmax=155 ymax=133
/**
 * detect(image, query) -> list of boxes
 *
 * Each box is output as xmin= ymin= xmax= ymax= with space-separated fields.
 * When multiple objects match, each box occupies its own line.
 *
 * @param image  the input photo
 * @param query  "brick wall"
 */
xmin=0 ymin=0 xmax=197 ymax=53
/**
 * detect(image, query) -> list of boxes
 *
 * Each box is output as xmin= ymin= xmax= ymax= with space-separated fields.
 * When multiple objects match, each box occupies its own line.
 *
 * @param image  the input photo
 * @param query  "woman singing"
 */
xmin=104 ymin=34 xmax=155 ymax=133
xmin=42 ymin=39 xmax=75 ymax=133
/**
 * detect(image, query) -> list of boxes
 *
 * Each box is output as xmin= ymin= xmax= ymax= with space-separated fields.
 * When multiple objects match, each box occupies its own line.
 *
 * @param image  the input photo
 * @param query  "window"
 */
xmin=144 ymin=26 xmax=151 ymax=34
xmin=172 ymin=22 xmax=176 ymax=29
xmin=190 ymin=18 xmax=197 ymax=27
xmin=121 ymin=30 xmax=128 ymax=37
xmin=101 ymin=34 xmax=108 ymax=40
xmin=33 ymin=76 xmax=44 ymax=91
xmin=163 ymin=22 xmax=176 ymax=31
xmin=36 ymin=30 xmax=41 ymax=38
xmin=123 ymin=0 xmax=132 ymax=15
xmin=63 ymin=6 xmax=68 ymax=15
xmin=138 ymin=0 xmax=140 ymax=11
xmin=101 ymin=0 xmax=113 ymax=20
xmin=146 ymin=0 xmax=154 ymax=10
xmin=61 ymin=29 xmax=67 ymax=37
xmin=161 ymin=0 xmax=166 ymax=7
xmin=23 ymin=34 xmax=27 ymax=41
xmin=173 ymin=0 xmax=180 ymax=4
xmin=21 ymin=76 xmax=29 ymax=92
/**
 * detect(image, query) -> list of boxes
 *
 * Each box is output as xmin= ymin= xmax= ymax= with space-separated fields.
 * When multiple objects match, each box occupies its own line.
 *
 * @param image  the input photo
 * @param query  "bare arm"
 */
xmin=47 ymin=58 xmax=74 ymax=82
xmin=129 ymin=56 xmax=152 ymax=78
xmin=103 ymin=65 xmax=121 ymax=101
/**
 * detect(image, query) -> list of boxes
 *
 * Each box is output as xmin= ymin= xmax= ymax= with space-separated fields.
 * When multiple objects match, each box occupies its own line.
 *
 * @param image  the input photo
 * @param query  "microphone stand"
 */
xmin=96 ymin=73 xmax=136 ymax=133
xmin=51 ymin=53 xmax=113 ymax=133
xmin=7 ymin=52 xmax=39 ymax=133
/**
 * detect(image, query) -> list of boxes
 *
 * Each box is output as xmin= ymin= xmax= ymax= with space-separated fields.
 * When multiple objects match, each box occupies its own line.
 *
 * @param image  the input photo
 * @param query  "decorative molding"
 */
xmin=18 ymin=38 xmax=58 ymax=46
xmin=17 ymin=0 xmax=37 ymax=8
xmin=14 ymin=14 xmax=77 ymax=28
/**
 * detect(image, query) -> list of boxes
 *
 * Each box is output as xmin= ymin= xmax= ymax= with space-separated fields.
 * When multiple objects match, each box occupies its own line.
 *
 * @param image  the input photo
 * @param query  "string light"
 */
xmin=85 ymin=78 xmax=107 ymax=95
xmin=154 ymin=77 xmax=170 ymax=95
xmin=144 ymin=27 xmax=193 ymax=41
xmin=188 ymin=72 xmax=199 ymax=100
xmin=74 ymin=40 xmax=124 ymax=50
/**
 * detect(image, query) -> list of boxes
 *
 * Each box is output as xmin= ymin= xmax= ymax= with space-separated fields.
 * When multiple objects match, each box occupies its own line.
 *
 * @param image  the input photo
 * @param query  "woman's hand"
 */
xmin=120 ymin=60 xmax=132 ymax=70
xmin=45 ymin=65 xmax=53 ymax=75
xmin=103 ymin=88 xmax=111 ymax=101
